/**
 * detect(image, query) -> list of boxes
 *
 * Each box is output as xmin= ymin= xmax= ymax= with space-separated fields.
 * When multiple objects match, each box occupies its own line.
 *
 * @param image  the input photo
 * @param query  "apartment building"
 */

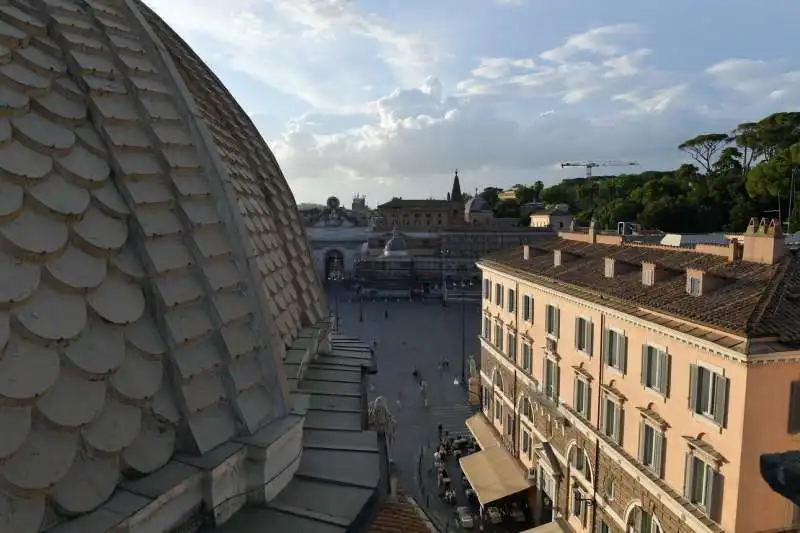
xmin=464 ymin=218 xmax=800 ymax=533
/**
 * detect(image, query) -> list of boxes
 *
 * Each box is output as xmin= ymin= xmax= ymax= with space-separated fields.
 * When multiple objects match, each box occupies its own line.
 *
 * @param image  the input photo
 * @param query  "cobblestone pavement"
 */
xmin=328 ymin=289 xmax=483 ymax=529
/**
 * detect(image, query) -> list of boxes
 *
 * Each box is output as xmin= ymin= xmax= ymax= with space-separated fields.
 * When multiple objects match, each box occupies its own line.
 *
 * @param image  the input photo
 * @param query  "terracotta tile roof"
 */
xmin=369 ymin=491 xmax=433 ymax=533
xmin=479 ymin=237 xmax=800 ymax=346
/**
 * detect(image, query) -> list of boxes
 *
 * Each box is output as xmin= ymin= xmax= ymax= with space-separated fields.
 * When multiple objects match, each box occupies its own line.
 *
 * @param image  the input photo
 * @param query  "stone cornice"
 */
xmin=478 ymin=262 xmax=800 ymax=367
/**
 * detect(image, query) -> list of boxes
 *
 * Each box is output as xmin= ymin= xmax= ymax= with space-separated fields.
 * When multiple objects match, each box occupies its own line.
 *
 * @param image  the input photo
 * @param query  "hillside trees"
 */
xmin=533 ymin=111 xmax=800 ymax=233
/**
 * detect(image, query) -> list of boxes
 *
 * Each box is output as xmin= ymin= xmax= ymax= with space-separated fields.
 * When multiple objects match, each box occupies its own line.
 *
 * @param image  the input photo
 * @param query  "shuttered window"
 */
xmin=641 ymin=345 xmax=671 ymax=396
xmin=688 ymin=364 xmax=730 ymax=427
xmin=546 ymin=305 xmax=560 ymax=337
xmin=684 ymin=453 xmax=724 ymax=522
xmin=788 ymin=381 xmax=800 ymax=434
xmin=575 ymin=317 xmax=593 ymax=355
xmin=639 ymin=422 xmax=665 ymax=478
xmin=604 ymin=329 xmax=628 ymax=373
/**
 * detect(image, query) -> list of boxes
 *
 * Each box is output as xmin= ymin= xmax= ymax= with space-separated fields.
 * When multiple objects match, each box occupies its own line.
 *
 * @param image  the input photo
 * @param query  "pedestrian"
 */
xmin=384 ymin=310 xmax=388 ymax=319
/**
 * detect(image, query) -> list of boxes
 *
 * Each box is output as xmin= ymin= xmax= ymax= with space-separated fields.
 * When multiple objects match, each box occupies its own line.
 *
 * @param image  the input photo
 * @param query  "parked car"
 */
xmin=487 ymin=506 xmax=502 ymax=524
xmin=457 ymin=507 xmax=474 ymax=528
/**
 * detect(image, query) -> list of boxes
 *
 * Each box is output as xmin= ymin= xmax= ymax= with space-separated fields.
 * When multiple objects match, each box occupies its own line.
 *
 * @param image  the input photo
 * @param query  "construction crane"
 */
xmin=560 ymin=161 xmax=639 ymax=178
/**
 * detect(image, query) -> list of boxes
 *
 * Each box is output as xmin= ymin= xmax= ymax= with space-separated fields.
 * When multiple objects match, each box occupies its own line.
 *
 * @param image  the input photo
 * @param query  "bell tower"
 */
xmin=450 ymin=169 xmax=463 ymax=203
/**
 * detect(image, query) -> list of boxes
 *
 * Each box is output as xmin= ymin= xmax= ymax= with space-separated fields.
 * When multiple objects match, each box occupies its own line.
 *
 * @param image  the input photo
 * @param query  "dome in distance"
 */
xmin=465 ymin=197 xmax=491 ymax=214
xmin=383 ymin=228 xmax=409 ymax=256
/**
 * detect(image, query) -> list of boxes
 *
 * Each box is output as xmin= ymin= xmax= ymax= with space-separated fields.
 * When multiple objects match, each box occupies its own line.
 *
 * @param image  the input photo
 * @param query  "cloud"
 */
xmin=141 ymin=1 xmax=800 ymax=203
xmin=142 ymin=0 xmax=441 ymax=109
xmin=268 ymin=23 xmax=800 ymax=201
xmin=539 ymin=23 xmax=644 ymax=63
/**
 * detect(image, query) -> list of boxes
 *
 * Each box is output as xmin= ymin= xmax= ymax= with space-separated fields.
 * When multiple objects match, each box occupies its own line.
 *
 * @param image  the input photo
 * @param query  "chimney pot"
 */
xmin=523 ymin=245 xmax=530 ymax=260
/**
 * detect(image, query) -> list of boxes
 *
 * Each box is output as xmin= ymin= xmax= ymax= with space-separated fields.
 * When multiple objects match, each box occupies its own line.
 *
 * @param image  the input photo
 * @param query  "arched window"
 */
xmin=569 ymin=447 xmax=592 ymax=483
xmin=521 ymin=398 xmax=534 ymax=421
xmin=493 ymin=371 xmax=504 ymax=392
xmin=627 ymin=505 xmax=662 ymax=533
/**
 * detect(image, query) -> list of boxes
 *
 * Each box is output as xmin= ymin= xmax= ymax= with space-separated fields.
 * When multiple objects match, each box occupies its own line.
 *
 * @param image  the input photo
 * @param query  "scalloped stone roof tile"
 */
xmin=0 ymin=0 xmax=328 ymax=530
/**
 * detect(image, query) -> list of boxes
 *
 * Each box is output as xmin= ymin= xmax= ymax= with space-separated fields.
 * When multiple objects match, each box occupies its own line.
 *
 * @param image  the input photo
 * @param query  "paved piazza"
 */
xmin=328 ymin=289 xmax=482 ymax=523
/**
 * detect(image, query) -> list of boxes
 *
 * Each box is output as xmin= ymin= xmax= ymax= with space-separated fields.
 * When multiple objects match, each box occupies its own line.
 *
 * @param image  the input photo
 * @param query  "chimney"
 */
xmin=523 ymin=244 xmax=531 ymax=260
xmin=554 ymin=249 xmax=562 ymax=267
xmin=589 ymin=218 xmax=597 ymax=244
xmin=727 ymin=239 xmax=743 ymax=263
xmin=741 ymin=217 xmax=787 ymax=264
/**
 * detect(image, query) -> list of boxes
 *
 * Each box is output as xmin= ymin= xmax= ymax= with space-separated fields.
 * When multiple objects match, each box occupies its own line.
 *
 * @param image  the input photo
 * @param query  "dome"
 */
xmin=465 ymin=197 xmax=491 ymax=214
xmin=383 ymin=229 xmax=409 ymax=256
xmin=0 ymin=1 xmax=326 ymax=529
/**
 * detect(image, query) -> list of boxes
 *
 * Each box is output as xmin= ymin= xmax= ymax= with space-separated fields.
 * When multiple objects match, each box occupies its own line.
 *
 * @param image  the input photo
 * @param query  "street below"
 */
xmin=329 ymin=289 xmax=482 ymax=529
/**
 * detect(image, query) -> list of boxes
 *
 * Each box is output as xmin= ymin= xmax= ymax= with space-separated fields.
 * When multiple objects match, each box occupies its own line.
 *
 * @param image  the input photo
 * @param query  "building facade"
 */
xmin=301 ymin=196 xmax=374 ymax=280
xmin=356 ymin=173 xmax=553 ymax=293
xmin=468 ymin=218 xmax=800 ymax=533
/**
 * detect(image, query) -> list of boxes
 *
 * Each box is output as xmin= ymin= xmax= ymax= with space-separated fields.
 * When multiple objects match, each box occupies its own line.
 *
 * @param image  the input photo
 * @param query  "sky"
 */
xmin=143 ymin=0 xmax=800 ymax=207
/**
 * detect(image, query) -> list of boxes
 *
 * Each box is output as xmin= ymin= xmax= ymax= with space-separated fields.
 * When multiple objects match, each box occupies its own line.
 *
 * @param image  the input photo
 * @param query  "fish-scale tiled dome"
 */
xmin=0 ymin=0 xmax=326 ymax=530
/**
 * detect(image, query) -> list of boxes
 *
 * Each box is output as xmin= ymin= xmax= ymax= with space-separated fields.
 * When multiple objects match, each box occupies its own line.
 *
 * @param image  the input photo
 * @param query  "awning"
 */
xmin=465 ymin=412 xmax=503 ymax=450
xmin=459 ymin=445 xmax=532 ymax=505
xmin=520 ymin=518 xmax=571 ymax=533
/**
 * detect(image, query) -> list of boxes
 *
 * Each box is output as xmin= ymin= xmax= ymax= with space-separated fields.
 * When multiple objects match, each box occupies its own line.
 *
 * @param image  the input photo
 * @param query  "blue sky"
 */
xmin=144 ymin=0 xmax=800 ymax=206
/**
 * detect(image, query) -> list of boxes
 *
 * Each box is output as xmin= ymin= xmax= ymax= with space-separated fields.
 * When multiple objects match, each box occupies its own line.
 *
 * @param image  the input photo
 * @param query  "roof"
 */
xmin=479 ymin=237 xmax=800 ymax=345
xmin=368 ymin=491 xmax=433 ymax=533
xmin=378 ymin=199 xmax=455 ymax=209
xmin=0 ymin=0 xmax=337 ymax=529
xmin=465 ymin=197 xmax=492 ymax=213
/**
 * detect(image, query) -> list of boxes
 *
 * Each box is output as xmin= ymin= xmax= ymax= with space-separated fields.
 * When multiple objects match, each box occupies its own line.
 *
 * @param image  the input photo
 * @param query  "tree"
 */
xmin=515 ymin=185 xmax=536 ymax=205
xmin=533 ymin=180 xmax=544 ymax=201
xmin=746 ymin=144 xmax=800 ymax=198
xmin=478 ymin=187 xmax=502 ymax=207
xmin=732 ymin=122 xmax=761 ymax=173
xmin=678 ymin=133 xmax=731 ymax=174
xmin=713 ymin=146 xmax=744 ymax=175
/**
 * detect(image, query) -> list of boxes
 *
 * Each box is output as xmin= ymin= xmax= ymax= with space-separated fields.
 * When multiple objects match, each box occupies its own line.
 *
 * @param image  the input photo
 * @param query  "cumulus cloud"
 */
xmin=142 ymin=1 xmax=800 ymax=203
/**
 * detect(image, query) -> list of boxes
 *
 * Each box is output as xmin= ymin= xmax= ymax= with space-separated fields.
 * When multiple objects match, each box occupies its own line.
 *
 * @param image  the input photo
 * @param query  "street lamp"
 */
xmin=439 ymin=248 xmax=450 ymax=305
xmin=328 ymin=262 xmax=344 ymax=333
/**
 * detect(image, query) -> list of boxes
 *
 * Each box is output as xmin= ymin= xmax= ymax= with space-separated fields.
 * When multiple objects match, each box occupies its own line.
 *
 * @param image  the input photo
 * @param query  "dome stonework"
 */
xmin=0 ymin=1 xmax=328 ymax=530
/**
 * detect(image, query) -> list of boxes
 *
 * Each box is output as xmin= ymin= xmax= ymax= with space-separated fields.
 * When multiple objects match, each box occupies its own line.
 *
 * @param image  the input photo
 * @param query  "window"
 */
xmin=507 ymin=288 xmax=516 ymax=313
xmin=685 ymin=454 xmax=723 ymax=520
xmin=506 ymin=333 xmax=516 ymax=359
xmin=493 ymin=322 xmax=503 ymax=351
xmin=642 ymin=345 xmax=670 ymax=395
xmin=603 ymin=477 xmax=614 ymax=502
xmin=689 ymin=364 xmax=729 ymax=427
xmin=629 ymin=507 xmax=663 ymax=533
xmin=688 ymin=276 xmax=701 ymax=296
xmin=570 ymin=448 xmax=592 ymax=482
xmin=506 ymin=412 xmax=513 ymax=435
xmin=521 ymin=428 xmax=532 ymax=459
xmin=573 ymin=376 xmax=590 ymax=419
xmin=543 ymin=357 xmax=559 ymax=401
xmin=482 ymin=316 xmax=491 ymax=338
xmin=546 ymin=304 xmax=560 ymax=337
xmin=483 ymin=278 xmax=491 ymax=299
xmin=601 ymin=395 xmax=623 ymax=444
xmin=639 ymin=422 xmax=665 ymax=477
xmin=494 ymin=283 xmax=504 ymax=307
xmin=494 ymin=400 xmax=502 ymax=421
xmin=522 ymin=295 xmax=533 ymax=322
xmin=521 ymin=341 xmax=532 ymax=373
xmin=482 ymin=387 xmax=491 ymax=412
xmin=571 ymin=489 xmax=588 ymax=526
xmin=599 ymin=522 xmax=611 ymax=533
xmin=788 ymin=380 xmax=800 ymax=434
xmin=521 ymin=398 xmax=533 ymax=420
xmin=574 ymin=317 xmax=593 ymax=355
xmin=604 ymin=329 xmax=627 ymax=373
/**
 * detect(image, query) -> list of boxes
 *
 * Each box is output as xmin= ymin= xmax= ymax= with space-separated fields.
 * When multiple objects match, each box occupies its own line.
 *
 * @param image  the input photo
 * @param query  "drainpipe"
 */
xmin=590 ymin=314 xmax=605 ymax=532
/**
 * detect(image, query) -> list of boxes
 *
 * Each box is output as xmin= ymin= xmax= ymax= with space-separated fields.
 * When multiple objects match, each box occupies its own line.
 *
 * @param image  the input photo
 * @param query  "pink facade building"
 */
xmin=465 ymin=217 xmax=800 ymax=533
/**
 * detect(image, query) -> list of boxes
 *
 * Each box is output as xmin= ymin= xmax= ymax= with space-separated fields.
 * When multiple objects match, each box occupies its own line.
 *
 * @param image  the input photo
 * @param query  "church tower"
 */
xmin=451 ymin=169 xmax=463 ymax=203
